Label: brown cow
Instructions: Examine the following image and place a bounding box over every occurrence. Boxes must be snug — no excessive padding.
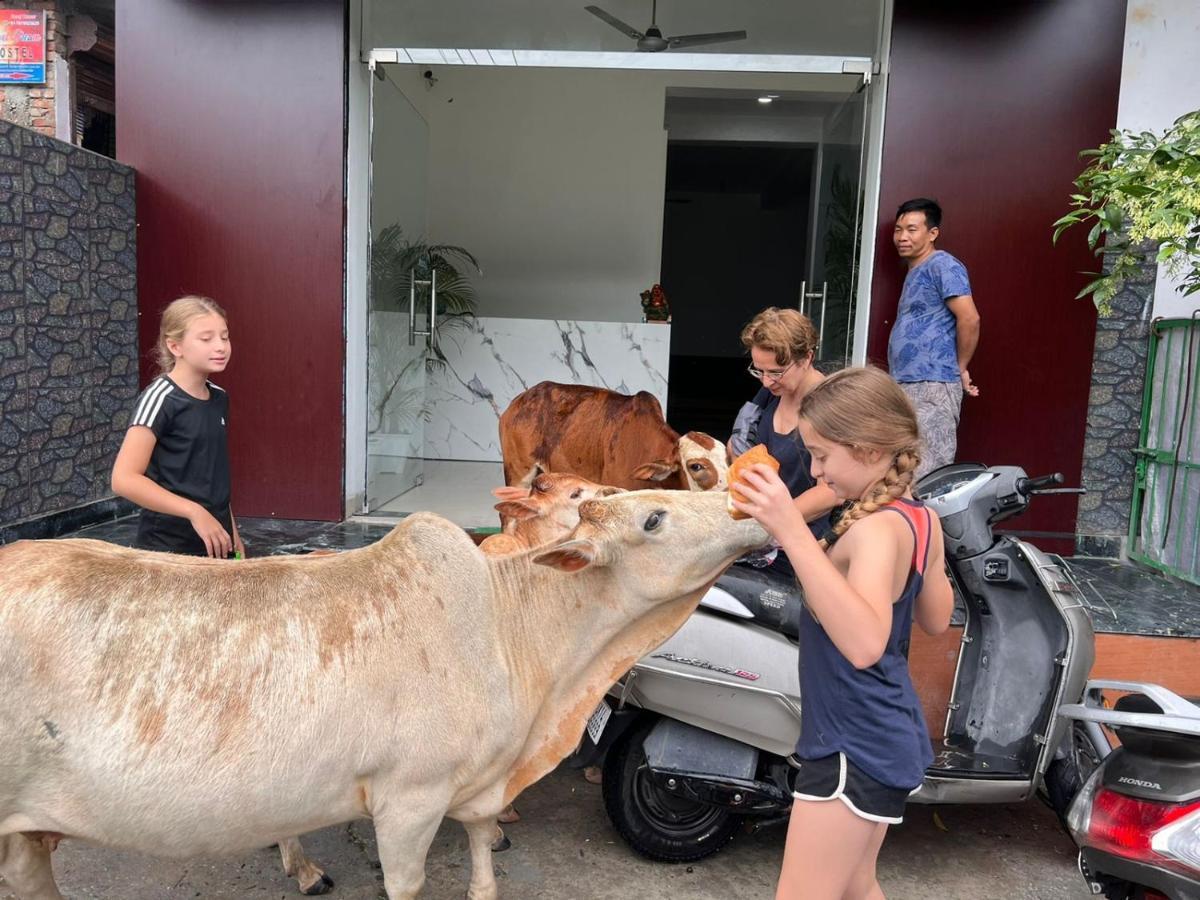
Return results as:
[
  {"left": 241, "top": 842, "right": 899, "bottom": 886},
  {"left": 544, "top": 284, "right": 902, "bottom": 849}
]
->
[{"left": 499, "top": 382, "right": 729, "bottom": 493}]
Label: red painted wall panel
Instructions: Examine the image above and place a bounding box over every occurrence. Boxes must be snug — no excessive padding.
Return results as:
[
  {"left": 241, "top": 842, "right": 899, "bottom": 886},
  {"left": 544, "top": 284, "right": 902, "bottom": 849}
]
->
[
  {"left": 868, "top": 2, "right": 1127, "bottom": 547},
  {"left": 116, "top": 0, "right": 346, "bottom": 521}
]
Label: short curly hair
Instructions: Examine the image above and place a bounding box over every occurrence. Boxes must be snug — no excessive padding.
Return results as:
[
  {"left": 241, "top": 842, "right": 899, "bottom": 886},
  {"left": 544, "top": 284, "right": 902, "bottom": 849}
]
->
[{"left": 739, "top": 307, "right": 819, "bottom": 366}]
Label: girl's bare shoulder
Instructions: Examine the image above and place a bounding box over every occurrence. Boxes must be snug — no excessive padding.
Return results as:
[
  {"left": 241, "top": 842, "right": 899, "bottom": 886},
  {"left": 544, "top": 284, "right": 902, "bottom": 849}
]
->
[{"left": 833, "top": 505, "right": 916, "bottom": 560}]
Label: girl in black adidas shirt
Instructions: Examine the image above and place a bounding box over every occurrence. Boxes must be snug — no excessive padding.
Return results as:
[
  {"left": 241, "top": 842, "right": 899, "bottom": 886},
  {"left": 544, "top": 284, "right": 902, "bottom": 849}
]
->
[{"left": 112, "top": 295, "right": 243, "bottom": 558}]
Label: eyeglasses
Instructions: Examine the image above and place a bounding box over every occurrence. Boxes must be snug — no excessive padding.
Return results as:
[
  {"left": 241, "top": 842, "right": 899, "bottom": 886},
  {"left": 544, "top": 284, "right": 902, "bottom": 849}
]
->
[{"left": 747, "top": 362, "right": 794, "bottom": 382}]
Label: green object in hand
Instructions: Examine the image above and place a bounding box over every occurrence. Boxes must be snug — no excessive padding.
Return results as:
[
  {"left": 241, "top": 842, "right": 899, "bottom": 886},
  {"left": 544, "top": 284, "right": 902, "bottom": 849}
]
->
[{"left": 233, "top": 550, "right": 244, "bottom": 560}]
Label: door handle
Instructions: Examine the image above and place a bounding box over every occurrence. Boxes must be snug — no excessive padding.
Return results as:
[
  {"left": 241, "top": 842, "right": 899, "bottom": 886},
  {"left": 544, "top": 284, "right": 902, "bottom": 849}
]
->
[
  {"left": 798, "top": 281, "right": 828, "bottom": 355},
  {"left": 409, "top": 267, "right": 433, "bottom": 346},
  {"left": 429, "top": 267, "right": 438, "bottom": 352}
]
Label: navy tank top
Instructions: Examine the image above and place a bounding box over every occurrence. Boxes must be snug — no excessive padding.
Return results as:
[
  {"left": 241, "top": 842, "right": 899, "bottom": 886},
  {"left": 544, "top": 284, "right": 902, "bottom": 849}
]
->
[
  {"left": 755, "top": 391, "right": 832, "bottom": 577},
  {"left": 795, "top": 498, "right": 935, "bottom": 790}
]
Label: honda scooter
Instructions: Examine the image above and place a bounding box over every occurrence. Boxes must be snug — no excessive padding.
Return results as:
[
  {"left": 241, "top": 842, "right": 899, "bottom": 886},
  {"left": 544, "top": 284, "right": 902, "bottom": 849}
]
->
[
  {"left": 1060, "top": 682, "right": 1200, "bottom": 900},
  {"left": 572, "top": 463, "right": 1101, "bottom": 861}
]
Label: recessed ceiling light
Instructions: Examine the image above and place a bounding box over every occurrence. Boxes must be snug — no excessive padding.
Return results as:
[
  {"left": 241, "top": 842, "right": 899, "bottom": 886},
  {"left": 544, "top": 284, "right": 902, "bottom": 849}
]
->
[{"left": 757, "top": 95, "right": 773, "bottom": 104}]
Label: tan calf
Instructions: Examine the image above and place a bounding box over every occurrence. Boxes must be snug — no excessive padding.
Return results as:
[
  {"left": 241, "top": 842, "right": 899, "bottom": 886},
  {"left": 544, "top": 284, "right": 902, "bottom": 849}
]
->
[{"left": 483, "top": 472, "right": 622, "bottom": 553}]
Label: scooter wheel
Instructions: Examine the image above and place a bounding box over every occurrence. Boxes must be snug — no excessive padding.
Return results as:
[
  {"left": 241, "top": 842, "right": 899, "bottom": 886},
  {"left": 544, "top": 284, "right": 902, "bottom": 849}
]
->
[
  {"left": 602, "top": 716, "right": 743, "bottom": 863},
  {"left": 1042, "top": 721, "right": 1105, "bottom": 833}
]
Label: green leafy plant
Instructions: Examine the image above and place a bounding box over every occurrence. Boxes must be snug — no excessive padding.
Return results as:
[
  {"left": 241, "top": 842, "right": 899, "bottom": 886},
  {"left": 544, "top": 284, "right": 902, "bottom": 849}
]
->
[
  {"left": 1053, "top": 110, "right": 1200, "bottom": 314},
  {"left": 369, "top": 225, "right": 482, "bottom": 435},
  {"left": 371, "top": 223, "right": 482, "bottom": 320}
]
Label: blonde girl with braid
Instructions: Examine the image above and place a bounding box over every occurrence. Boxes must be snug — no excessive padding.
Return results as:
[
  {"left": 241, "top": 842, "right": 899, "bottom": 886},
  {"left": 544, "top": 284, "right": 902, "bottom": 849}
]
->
[{"left": 731, "top": 366, "right": 954, "bottom": 900}]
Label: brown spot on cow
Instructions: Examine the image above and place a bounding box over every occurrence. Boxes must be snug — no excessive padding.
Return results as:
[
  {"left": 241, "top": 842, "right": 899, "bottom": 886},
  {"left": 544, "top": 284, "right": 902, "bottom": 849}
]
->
[{"left": 135, "top": 705, "right": 167, "bottom": 746}]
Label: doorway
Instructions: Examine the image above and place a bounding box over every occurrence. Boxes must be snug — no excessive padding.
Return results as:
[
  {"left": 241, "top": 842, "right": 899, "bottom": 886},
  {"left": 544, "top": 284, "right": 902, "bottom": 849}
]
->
[{"left": 660, "top": 89, "right": 867, "bottom": 441}]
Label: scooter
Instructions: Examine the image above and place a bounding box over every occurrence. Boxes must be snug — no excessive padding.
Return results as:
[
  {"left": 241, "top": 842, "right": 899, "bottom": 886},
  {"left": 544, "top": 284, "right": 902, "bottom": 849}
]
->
[
  {"left": 1060, "top": 682, "right": 1200, "bottom": 900},
  {"left": 570, "top": 462, "right": 1102, "bottom": 861}
]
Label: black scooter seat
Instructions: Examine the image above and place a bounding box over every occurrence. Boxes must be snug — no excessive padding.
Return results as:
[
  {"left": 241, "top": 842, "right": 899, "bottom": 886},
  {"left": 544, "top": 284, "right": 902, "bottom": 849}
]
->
[
  {"left": 1114, "top": 693, "right": 1200, "bottom": 714},
  {"left": 711, "top": 562, "right": 805, "bottom": 640}
]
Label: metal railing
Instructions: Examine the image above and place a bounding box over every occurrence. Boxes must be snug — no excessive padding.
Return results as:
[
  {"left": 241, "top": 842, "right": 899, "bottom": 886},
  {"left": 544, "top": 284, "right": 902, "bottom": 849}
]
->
[{"left": 1129, "top": 314, "right": 1200, "bottom": 584}]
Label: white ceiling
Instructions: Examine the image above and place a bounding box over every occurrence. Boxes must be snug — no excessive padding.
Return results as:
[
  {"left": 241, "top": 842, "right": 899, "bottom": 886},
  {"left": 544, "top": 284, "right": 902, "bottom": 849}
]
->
[{"left": 365, "top": 0, "right": 883, "bottom": 59}]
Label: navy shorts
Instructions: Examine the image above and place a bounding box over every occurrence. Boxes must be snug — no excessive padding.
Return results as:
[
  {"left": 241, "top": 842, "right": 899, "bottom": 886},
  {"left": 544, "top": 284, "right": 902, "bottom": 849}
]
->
[{"left": 791, "top": 752, "right": 914, "bottom": 824}]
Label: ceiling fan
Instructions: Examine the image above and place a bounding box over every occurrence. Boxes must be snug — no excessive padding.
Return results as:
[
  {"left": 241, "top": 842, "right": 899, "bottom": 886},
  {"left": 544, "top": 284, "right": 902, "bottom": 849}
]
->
[{"left": 584, "top": 1, "right": 748, "bottom": 53}]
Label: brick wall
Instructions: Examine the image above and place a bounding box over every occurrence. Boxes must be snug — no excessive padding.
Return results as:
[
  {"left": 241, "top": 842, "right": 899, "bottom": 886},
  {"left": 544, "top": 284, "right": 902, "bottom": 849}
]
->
[{"left": 0, "top": 1, "right": 66, "bottom": 137}]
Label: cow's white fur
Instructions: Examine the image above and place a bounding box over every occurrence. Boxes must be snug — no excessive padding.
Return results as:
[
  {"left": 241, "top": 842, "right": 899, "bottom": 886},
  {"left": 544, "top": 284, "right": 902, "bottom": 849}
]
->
[{"left": 0, "top": 491, "right": 766, "bottom": 899}]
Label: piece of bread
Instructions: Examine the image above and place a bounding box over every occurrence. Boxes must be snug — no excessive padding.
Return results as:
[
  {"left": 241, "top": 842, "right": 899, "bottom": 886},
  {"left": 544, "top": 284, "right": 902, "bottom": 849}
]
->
[{"left": 727, "top": 444, "right": 781, "bottom": 519}]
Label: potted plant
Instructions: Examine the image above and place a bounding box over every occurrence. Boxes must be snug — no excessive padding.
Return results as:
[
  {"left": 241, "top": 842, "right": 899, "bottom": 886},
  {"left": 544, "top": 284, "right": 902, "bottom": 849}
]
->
[
  {"left": 1053, "top": 110, "right": 1200, "bottom": 314},
  {"left": 368, "top": 225, "right": 482, "bottom": 438}
]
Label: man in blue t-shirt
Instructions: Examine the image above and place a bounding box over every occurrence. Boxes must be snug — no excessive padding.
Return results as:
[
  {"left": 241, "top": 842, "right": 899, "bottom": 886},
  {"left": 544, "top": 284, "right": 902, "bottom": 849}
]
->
[{"left": 887, "top": 198, "right": 981, "bottom": 479}]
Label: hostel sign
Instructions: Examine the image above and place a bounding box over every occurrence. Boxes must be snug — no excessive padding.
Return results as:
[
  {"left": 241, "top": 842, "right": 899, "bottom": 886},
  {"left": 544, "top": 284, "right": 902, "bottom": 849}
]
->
[{"left": 0, "top": 10, "right": 47, "bottom": 84}]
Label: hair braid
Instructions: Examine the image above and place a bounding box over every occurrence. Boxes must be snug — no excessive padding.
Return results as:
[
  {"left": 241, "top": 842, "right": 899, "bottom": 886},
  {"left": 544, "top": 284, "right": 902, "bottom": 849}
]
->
[{"left": 820, "top": 450, "right": 920, "bottom": 548}]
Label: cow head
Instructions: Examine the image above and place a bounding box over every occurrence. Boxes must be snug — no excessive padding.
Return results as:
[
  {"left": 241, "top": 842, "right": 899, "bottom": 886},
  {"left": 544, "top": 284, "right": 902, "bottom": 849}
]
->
[
  {"left": 532, "top": 491, "right": 768, "bottom": 601},
  {"left": 627, "top": 431, "right": 729, "bottom": 492},
  {"left": 678, "top": 431, "right": 729, "bottom": 491},
  {"left": 494, "top": 473, "right": 624, "bottom": 544}
]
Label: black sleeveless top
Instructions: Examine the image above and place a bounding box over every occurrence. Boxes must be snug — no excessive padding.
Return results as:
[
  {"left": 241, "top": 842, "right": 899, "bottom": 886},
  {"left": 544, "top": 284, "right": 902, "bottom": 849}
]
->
[
  {"left": 796, "top": 499, "right": 935, "bottom": 790},
  {"left": 751, "top": 388, "right": 832, "bottom": 574}
]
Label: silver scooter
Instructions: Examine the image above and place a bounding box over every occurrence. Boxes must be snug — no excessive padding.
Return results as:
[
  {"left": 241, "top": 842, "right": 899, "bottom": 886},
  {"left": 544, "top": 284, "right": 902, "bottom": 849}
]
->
[{"left": 571, "top": 463, "right": 1101, "bottom": 861}]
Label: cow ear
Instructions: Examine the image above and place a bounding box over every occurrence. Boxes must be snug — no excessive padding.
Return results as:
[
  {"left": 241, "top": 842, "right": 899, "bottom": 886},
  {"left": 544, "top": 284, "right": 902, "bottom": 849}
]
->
[
  {"left": 495, "top": 499, "right": 541, "bottom": 520},
  {"left": 492, "top": 485, "right": 529, "bottom": 500},
  {"left": 630, "top": 459, "right": 679, "bottom": 482},
  {"left": 597, "top": 486, "right": 626, "bottom": 497},
  {"left": 533, "top": 539, "right": 598, "bottom": 572}
]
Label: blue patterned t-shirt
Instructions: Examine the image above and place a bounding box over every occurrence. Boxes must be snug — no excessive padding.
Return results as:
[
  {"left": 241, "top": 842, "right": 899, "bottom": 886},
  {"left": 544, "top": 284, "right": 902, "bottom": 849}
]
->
[{"left": 887, "top": 250, "right": 972, "bottom": 383}]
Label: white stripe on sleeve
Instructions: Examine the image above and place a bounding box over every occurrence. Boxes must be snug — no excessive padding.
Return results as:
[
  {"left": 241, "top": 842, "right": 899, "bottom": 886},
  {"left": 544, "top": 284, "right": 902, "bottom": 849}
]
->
[{"left": 131, "top": 378, "right": 173, "bottom": 429}]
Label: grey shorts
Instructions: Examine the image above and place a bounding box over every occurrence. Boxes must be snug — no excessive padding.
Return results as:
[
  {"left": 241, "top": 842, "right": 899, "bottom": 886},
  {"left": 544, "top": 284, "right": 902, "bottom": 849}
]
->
[{"left": 899, "top": 380, "right": 963, "bottom": 480}]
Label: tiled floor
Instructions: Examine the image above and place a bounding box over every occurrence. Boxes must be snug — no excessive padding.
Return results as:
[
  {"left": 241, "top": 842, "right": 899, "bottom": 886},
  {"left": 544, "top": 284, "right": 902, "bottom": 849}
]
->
[
  {"left": 370, "top": 459, "right": 506, "bottom": 529},
  {"left": 1065, "top": 556, "right": 1200, "bottom": 637}
]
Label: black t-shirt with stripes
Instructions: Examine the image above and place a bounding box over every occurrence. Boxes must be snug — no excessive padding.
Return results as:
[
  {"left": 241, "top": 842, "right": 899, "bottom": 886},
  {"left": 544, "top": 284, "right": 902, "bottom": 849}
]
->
[{"left": 128, "top": 374, "right": 232, "bottom": 554}]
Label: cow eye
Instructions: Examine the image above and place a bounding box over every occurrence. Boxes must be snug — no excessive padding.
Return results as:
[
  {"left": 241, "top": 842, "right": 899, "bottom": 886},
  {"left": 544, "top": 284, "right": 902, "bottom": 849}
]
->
[
  {"left": 688, "top": 462, "right": 703, "bottom": 471},
  {"left": 644, "top": 510, "right": 666, "bottom": 532},
  {"left": 570, "top": 489, "right": 583, "bottom": 499}
]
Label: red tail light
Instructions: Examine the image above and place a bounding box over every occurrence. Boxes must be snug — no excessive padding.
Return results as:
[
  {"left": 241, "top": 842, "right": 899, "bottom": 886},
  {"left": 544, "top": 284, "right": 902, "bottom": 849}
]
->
[{"left": 1088, "top": 787, "right": 1200, "bottom": 871}]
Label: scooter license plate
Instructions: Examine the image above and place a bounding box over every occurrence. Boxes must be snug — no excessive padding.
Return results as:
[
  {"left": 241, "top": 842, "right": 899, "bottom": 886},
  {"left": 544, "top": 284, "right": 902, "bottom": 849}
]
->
[{"left": 586, "top": 699, "right": 612, "bottom": 745}]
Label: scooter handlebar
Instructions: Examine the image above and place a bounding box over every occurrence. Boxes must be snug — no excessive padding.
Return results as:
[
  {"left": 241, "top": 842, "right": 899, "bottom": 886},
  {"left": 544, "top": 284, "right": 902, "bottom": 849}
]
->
[{"left": 1016, "top": 472, "right": 1064, "bottom": 495}]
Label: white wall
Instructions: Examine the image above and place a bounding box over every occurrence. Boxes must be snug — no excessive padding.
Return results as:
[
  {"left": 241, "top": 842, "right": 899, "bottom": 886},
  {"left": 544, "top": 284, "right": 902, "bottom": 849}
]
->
[
  {"left": 371, "top": 67, "right": 430, "bottom": 241},
  {"left": 425, "top": 66, "right": 668, "bottom": 322},
  {"left": 382, "top": 66, "right": 857, "bottom": 322},
  {"left": 1117, "top": 0, "right": 1200, "bottom": 319}
]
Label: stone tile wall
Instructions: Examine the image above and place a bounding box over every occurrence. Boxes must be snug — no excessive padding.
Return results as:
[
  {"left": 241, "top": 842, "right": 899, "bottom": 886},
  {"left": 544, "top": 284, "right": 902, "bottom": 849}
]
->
[
  {"left": 0, "top": 119, "right": 136, "bottom": 526},
  {"left": 1075, "top": 244, "right": 1157, "bottom": 557}
]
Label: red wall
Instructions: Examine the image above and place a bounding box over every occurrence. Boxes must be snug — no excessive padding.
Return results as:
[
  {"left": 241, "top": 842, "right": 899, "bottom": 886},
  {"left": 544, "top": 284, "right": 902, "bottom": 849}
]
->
[
  {"left": 116, "top": 0, "right": 346, "bottom": 520},
  {"left": 868, "top": 1, "right": 1127, "bottom": 548}
]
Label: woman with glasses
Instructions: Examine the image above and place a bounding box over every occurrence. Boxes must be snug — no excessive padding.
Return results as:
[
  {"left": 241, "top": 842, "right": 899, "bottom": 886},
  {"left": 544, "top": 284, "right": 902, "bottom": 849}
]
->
[{"left": 732, "top": 307, "right": 840, "bottom": 574}]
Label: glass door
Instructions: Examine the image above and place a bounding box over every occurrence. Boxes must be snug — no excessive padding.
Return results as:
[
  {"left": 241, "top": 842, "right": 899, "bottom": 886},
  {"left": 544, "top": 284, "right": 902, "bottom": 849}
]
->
[
  {"left": 804, "top": 87, "right": 867, "bottom": 368},
  {"left": 366, "top": 66, "right": 434, "bottom": 511}
]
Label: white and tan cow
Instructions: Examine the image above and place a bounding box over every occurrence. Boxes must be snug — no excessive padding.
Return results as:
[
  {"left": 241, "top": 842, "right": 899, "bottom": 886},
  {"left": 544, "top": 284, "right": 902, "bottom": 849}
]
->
[
  {"left": 0, "top": 490, "right": 766, "bottom": 900},
  {"left": 499, "top": 382, "right": 729, "bottom": 493}
]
